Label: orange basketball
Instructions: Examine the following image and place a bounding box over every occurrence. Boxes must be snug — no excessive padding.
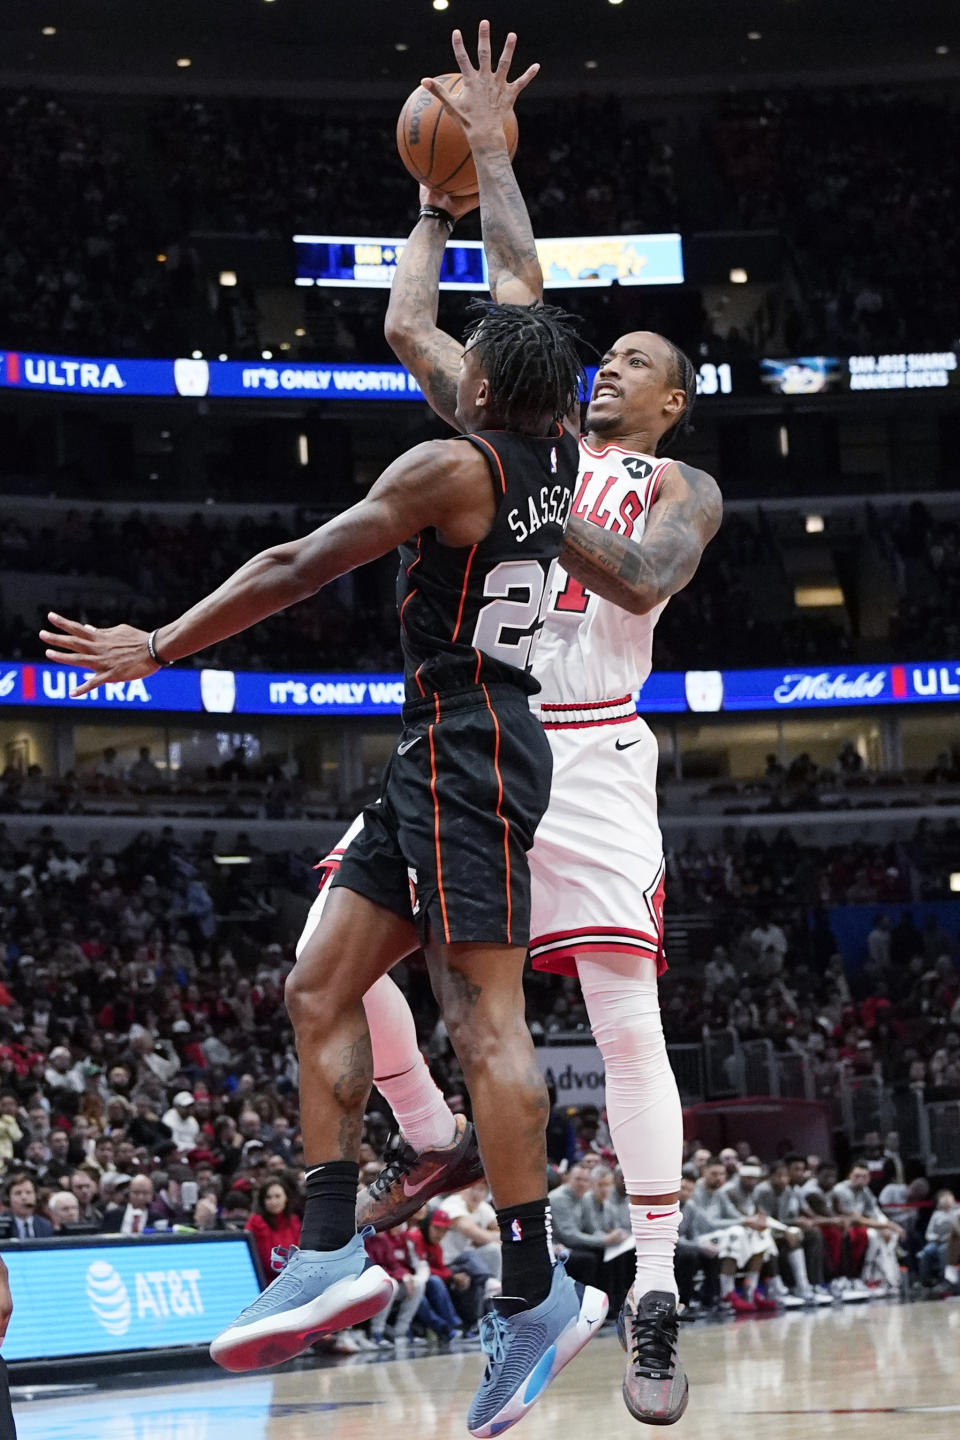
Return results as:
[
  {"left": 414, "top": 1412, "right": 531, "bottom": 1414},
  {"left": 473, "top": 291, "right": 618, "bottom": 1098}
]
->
[{"left": 396, "top": 74, "right": 519, "bottom": 197}]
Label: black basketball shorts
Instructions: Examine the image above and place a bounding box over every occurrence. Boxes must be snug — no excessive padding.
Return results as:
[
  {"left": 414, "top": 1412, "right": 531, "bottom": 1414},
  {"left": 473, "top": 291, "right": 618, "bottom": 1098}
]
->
[{"left": 332, "top": 684, "right": 552, "bottom": 948}]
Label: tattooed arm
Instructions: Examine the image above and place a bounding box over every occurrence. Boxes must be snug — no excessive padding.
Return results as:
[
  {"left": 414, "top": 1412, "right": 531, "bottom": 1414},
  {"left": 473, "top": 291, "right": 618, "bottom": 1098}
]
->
[
  {"left": 560, "top": 462, "right": 723, "bottom": 615},
  {"left": 384, "top": 208, "right": 469, "bottom": 430}
]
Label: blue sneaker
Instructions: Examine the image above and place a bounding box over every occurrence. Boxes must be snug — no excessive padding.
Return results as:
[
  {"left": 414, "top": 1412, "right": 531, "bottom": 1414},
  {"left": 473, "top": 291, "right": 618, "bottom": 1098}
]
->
[
  {"left": 209, "top": 1230, "right": 395, "bottom": 1372},
  {"left": 466, "top": 1261, "right": 607, "bottom": 1437}
]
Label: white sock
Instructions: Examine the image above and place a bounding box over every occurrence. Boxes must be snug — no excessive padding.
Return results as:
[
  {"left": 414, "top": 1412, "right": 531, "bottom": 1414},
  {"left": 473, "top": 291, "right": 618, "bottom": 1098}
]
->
[
  {"left": 720, "top": 1272, "right": 735, "bottom": 1298},
  {"left": 945, "top": 1264, "right": 958, "bottom": 1285},
  {"left": 744, "top": 1271, "right": 759, "bottom": 1299},
  {"left": 792, "top": 1248, "right": 810, "bottom": 1292},
  {"left": 630, "top": 1202, "right": 680, "bottom": 1301}
]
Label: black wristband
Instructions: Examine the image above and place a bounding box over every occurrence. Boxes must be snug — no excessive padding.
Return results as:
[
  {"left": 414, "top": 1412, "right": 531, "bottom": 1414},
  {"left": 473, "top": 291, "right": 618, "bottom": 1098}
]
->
[
  {"left": 418, "top": 204, "right": 455, "bottom": 235},
  {"left": 146, "top": 629, "right": 173, "bottom": 666}
]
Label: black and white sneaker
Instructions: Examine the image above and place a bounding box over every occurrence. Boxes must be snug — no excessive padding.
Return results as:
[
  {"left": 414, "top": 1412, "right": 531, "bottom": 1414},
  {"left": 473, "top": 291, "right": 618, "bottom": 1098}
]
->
[{"left": 618, "top": 1291, "right": 690, "bottom": 1426}]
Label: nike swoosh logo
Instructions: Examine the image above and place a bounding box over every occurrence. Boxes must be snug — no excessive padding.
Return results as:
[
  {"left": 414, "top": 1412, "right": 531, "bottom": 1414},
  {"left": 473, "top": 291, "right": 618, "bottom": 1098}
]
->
[
  {"left": 397, "top": 737, "right": 422, "bottom": 755},
  {"left": 402, "top": 1172, "right": 439, "bottom": 1198},
  {"left": 615, "top": 737, "right": 644, "bottom": 751},
  {"left": 646, "top": 1210, "right": 675, "bottom": 1220}
]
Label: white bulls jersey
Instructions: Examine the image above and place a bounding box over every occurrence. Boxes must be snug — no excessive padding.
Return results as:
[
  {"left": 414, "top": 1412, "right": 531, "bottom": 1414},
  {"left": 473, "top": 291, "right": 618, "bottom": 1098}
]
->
[
  {"left": 531, "top": 437, "right": 672, "bottom": 713},
  {"left": 298, "top": 434, "right": 675, "bottom": 984}
]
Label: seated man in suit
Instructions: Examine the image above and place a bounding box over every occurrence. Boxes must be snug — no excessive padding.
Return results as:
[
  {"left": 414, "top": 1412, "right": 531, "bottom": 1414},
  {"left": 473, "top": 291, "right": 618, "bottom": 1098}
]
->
[
  {"left": 2, "top": 1174, "right": 53, "bottom": 1239},
  {"left": 101, "top": 1175, "right": 160, "bottom": 1234}
]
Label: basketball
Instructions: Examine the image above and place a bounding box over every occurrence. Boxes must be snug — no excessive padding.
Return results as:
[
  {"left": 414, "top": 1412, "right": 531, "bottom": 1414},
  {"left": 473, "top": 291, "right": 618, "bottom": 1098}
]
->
[{"left": 396, "top": 74, "right": 519, "bottom": 197}]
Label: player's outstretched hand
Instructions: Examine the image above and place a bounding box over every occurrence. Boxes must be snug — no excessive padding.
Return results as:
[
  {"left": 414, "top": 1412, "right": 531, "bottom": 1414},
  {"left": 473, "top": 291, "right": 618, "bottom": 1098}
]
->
[
  {"left": 40, "top": 612, "right": 159, "bottom": 697},
  {"left": 419, "top": 183, "right": 479, "bottom": 220},
  {"left": 421, "top": 18, "right": 538, "bottom": 143}
]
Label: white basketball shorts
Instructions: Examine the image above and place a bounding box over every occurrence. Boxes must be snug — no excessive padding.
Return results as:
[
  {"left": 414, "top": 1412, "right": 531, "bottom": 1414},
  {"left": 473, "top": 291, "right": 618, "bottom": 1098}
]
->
[
  {"left": 528, "top": 705, "right": 666, "bottom": 979},
  {"left": 299, "top": 709, "right": 666, "bottom": 979}
]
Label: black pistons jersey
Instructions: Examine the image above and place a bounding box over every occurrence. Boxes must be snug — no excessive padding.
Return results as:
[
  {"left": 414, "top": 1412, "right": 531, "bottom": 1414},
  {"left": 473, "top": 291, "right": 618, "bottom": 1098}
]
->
[{"left": 398, "top": 424, "right": 579, "bottom": 702}]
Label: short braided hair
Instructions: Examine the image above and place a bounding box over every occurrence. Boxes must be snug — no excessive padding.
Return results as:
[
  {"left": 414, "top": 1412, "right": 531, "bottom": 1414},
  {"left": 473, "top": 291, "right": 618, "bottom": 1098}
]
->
[
  {"left": 656, "top": 335, "right": 697, "bottom": 455},
  {"left": 462, "top": 300, "right": 586, "bottom": 429}
]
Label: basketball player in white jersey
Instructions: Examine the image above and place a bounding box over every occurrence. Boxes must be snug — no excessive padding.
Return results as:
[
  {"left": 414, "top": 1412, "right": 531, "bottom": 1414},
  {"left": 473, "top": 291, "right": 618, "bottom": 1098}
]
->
[{"left": 299, "top": 24, "right": 721, "bottom": 1427}]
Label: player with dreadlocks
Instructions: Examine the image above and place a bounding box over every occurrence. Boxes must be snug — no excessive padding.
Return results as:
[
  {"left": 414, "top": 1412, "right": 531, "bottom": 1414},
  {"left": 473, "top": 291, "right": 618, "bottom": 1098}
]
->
[
  {"left": 287, "top": 23, "right": 724, "bottom": 1437},
  {"left": 41, "top": 221, "right": 619, "bottom": 1415}
]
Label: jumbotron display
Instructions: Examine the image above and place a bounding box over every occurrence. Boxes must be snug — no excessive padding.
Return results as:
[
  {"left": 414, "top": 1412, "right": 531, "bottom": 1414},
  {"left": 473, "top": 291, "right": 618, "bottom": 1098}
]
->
[{"left": 293, "top": 232, "right": 686, "bottom": 289}]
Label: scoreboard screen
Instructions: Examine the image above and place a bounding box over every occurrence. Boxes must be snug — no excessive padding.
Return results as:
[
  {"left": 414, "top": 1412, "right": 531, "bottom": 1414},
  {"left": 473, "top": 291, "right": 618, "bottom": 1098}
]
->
[{"left": 294, "top": 233, "right": 684, "bottom": 290}]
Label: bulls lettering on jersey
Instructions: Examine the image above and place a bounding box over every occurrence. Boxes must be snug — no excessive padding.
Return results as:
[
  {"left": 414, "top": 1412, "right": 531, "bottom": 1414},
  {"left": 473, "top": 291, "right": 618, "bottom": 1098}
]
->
[
  {"left": 398, "top": 425, "right": 579, "bottom": 702},
  {"left": 532, "top": 438, "right": 672, "bottom": 708}
]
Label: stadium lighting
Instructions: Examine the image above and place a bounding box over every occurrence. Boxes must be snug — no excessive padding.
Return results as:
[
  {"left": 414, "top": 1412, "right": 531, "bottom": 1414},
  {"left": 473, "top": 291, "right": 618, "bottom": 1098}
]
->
[
  {"left": 432, "top": 0, "right": 449, "bottom": 11},
  {"left": 191, "top": 350, "right": 203, "bottom": 360},
  {"left": 156, "top": 254, "right": 167, "bottom": 264},
  {"left": 778, "top": 425, "right": 790, "bottom": 458},
  {"left": 294, "top": 327, "right": 306, "bottom": 337},
  {"left": 218, "top": 354, "right": 228, "bottom": 361},
  {"left": 213, "top": 856, "right": 252, "bottom": 865},
  {"left": 608, "top": 0, "right": 624, "bottom": 5},
  {"left": 584, "top": 59, "right": 599, "bottom": 69},
  {"left": 219, "top": 270, "right": 238, "bottom": 288},
  {"left": 805, "top": 514, "right": 825, "bottom": 534},
  {"left": 261, "top": 350, "right": 273, "bottom": 360},
  {"left": 395, "top": 42, "right": 409, "bottom": 51},
  {"left": 41, "top": 26, "right": 56, "bottom": 36},
  {"left": 747, "top": 30, "right": 762, "bottom": 40},
  {"left": 951, "top": 873, "right": 960, "bottom": 892},
  {"left": 729, "top": 267, "right": 748, "bottom": 284},
  {"left": 936, "top": 45, "right": 950, "bottom": 55},
  {"left": 298, "top": 434, "right": 310, "bottom": 467},
  {"left": 176, "top": 57, "right": 192, "bottom": 69},
  {"left": 795, "top": 584, "right": 844, "bottom": 608}
]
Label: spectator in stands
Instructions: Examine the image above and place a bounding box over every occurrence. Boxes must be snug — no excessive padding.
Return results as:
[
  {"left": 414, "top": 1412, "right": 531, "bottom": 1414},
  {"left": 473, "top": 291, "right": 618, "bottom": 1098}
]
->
[
  {"left": 365, "top": 1224, "right": 429, "bottom": 1347},
  {"left": 102, "top": 1174, "right": 157, "bottom": 1235},
  {"left": 162, "top": 1091, "right": 200, "bottom": 1155},
  {"left": 918, "top": 1189, "right": 960, "bottom": 1290},
  {"left": 754, "top": 1157, "right": 829, "bottom": 1303},
  {"left": 867, "top": 915, "right": 892, "bottom": 971},
  {"left": 549, "top": 1164, "right": 615, "bottom": 1290},
  {"left": 580, "top": 1165, "right": 632, "bottom": 1313},
  {"left": 676, "top": 1174, "right": 721, "bottom": 1312},
  {"left": 407, "top": 1211, "right": 465, "bottom": 1340},
  {"left": 693, "top": 1157, "right": 779, "bottom": 1313},
  {"left": 46, "top": 1190, "right": 82, "bottom": 1232},
  {"left": 128, "top": 747, "right": 161, "bottom": 792},
  {"left": 4, "top": 1174, "right": 52, "bottom": 1239},
  {"left": 438, "top": 1178, "right": 501, "bottom": 1283},
  {"left": 244, "top": 1176, "right": 301, "bottom": 1278},
  {"left": 831, "top": 1160, "right": 905, "bottom": 1292},
  {"left": 70, "top": 1167, "right": 103, "bottom": 1227}
]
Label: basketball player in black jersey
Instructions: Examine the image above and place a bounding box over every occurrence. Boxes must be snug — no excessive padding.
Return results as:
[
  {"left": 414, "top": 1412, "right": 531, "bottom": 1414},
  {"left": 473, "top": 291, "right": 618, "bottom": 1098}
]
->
[{"left": 41, "top": 300, "right": 617, "bottom": 1432}]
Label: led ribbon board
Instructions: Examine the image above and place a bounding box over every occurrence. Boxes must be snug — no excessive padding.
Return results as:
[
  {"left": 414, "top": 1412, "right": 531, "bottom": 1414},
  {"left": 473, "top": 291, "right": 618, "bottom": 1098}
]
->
[{"left": 1, "top": 660, "right": 957, "bottom": 716}]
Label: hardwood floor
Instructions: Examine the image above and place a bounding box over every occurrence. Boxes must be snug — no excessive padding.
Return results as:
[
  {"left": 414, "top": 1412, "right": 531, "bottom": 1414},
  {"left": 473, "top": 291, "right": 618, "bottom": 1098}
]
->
[{"left": 14, "top": 1299, "right": 960, "bottom": 1440}]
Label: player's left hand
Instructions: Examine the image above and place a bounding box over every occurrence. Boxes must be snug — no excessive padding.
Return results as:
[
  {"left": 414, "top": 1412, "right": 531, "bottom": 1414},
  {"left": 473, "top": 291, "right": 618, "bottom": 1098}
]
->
[
  {"left": 419, "top": 183, "right": 479, "bottom": 219},
  {"left": 40, "top": 612, "right": 159, "bottom": 697},
  {"left": 421, "top": 19, "right": 539, "bottom": 142}
]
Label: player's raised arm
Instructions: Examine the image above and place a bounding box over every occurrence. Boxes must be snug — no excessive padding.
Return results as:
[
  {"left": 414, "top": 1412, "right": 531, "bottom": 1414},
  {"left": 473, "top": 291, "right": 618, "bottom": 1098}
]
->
[
  {"left": 560, "top": 461, "right": 723, "bottom": 615},
  {"left": 40, "top": 442, "right": 495, "bottom": 696},
  {"left": 384, "top": 192, "right": 476, "bottom": 430},
  {"left": 423, "top": 21, "right": 543, "bottom": 307}
]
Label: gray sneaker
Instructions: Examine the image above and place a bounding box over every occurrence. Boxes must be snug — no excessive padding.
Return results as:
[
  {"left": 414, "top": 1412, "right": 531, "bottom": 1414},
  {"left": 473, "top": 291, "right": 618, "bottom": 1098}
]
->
[
  {"left": 209, "top": 1230, "right": 395, "bottom": 1372},
  {"left": 618, "top": 1291, "right": 689, "bottom": 1425}
]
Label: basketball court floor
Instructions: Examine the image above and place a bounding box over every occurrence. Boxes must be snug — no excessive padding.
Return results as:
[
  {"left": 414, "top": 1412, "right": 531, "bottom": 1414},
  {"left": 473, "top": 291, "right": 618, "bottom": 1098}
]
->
[{"left": 14, "top": 1301, "right": 960, "bottom": 1440}]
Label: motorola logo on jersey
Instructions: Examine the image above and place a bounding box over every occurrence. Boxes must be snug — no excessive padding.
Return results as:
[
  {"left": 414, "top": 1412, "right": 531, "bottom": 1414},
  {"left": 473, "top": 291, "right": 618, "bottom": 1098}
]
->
[{"left": 684, "top": 671, "right": 724, "bottom": 712}]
